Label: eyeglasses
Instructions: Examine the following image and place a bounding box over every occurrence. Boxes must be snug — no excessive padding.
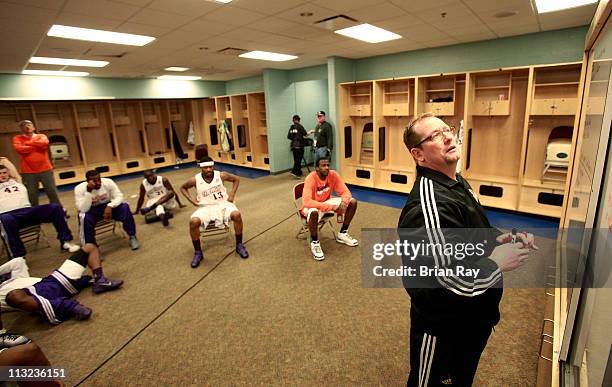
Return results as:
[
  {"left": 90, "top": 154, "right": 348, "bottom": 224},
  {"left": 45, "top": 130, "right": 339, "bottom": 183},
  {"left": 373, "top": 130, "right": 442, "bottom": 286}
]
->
[{"left": 413, "top": 126, "right": 456, "bottom": 148}]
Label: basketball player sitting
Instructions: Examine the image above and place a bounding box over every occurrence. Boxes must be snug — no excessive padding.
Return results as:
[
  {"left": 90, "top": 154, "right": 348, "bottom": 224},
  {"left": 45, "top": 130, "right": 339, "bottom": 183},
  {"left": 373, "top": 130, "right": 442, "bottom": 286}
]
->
[
  {"left": 1, "top": 243, "right": 123, "bottom": 324},
  {"left": 133, "top": 170, "right": 186, "bottom": 226},
  {"left": 301, "top": 157, "right": 359, "bottom": 261},
  {"left": 180, "top": 156, "right": 249, "bottom": 268},
  {"left": 0, "top": 164, "right": 80, "bottom": 260}
]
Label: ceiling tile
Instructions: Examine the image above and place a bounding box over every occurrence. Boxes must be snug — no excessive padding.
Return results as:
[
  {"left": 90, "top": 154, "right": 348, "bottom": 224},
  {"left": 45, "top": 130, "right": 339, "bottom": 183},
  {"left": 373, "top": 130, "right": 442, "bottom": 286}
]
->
[
  {"left": 310, "top": 0, "right": 386, "bottom": 13},
  {"left": 232, "top": 0, "right": 306, "bottom": 15},
  {"left": 116, "top": 22, "right": 172, "bottom": 37},
  {"left": 63, "top": 0, "right": 141, "bottom": 21},
  {"left": 420, "top": 36, "right": 461, "bottom": 48},
  {"left": 54, "top": 13, "right": 124, "bottom": 30},
  {"left": 539, "top": 5, "right": 596, "bottom": 31},
  {"left": 462, "top": 0, "right": 528, "bottom": 13},
  {"left": 181, "top": 18, "right": 242, "bottom": 35},
  {"left": 276, "top": 3, "right": 339, "bottom": 26},
  {"left": 346, "top": 2, "right": 408, "bottom": 24},
  {"left": 36, "top": 37, "right": 95, "bottom": 57},
  {"left": 453, "top": 30, "right": 498, "bottom": 43},
  {"left": 0, "top": 1, "right": 59, "bottom": 23},
  {"left": 2, "top": 0, "right": 65, "bottom": 10},
  {"left": 147, "top": 0, "right": 220, "bottom": 17},
  {"left": 245, "top": 16, "right": 296, "bottom": 33},
  {"left": 128, "top": 8, "right": 195, "bottom": 29},
  {"left": 492, "top": 23, "right": 539, "bottom": 37},
  {"left": 203, "top": 5, "right": 267, "bottom": 25},
  {"left": 389, "top": 0, "right": 461, "bottom": 13}
]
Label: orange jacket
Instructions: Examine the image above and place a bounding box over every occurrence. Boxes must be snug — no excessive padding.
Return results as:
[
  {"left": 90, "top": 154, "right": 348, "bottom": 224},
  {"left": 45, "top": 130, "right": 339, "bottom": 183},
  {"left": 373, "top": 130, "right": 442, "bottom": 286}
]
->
[
  {"left": 12, "top": 134, "right": 53, "bottom": 174},
  {"left": 301, "top": 170, "right": 351, "bottom": 212}
]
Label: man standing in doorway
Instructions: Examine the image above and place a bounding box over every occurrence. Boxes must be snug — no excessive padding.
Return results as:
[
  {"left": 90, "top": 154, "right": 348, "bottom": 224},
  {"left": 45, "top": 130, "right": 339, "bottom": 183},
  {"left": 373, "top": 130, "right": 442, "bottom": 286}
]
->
[{"left": 314, "top": 111, "right": 333, "bottom": 163}]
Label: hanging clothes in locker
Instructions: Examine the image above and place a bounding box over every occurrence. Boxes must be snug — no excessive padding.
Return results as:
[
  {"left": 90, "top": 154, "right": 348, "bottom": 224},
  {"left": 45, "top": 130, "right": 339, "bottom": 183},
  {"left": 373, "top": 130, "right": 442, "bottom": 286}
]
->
[
  {"left": 171, "top": 122, "right": 188, "bottom": 161},
  {"left": 218, "top": 119, "right": 232, "bottom": 152},
  {"left": 187, "top": 121, "right": 195, "bottom": 145}
]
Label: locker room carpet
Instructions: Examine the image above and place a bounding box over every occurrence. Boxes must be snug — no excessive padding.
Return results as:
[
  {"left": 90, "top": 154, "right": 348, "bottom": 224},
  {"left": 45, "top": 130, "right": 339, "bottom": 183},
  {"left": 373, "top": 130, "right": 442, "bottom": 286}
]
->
[{"left": 3, "top": 167, "right": 546, "bottom": 386}]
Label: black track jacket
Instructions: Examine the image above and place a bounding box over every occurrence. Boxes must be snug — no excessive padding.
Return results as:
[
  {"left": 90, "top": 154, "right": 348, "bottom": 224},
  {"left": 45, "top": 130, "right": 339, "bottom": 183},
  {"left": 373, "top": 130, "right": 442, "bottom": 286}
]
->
[{"left": 398, "top": 166, "right": 504, "bottom": 334}]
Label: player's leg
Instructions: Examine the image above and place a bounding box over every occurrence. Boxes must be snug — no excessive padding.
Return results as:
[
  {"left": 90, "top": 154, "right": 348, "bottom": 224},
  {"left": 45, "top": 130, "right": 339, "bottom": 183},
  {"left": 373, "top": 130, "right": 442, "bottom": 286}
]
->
[
  {"left": 0, "top": 212, "right": 27, "bottom": 258},
  {"left": 111, "top": 202, "right": 139, "bottom": 250},
  {"left": 58, "top": 244, "right": 122, "bottom": 294},
  {"left": 189, "top": 209, "right": 205, "bottom": 268},
  {"left": 229, "top": 209, "right": 248, "bottom": 259},
  {"left": 32, "top": 204, "right": 79, "bottom": 252},
  {"left": 304, "top": 208, "right": 324, "bottom": 261}
]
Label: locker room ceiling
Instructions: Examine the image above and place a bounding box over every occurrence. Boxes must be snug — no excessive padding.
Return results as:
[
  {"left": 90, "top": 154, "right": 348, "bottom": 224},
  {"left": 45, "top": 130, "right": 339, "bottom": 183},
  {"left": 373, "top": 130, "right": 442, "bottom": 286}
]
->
[{"left": 0, "top": 0, "right": 598, "bottom": 81}]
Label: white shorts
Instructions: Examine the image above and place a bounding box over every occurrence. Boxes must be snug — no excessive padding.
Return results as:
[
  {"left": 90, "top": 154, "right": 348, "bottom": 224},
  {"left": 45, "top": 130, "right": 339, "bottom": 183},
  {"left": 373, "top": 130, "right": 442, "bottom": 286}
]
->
[
  {"left": 301, "top": 197, "right": 342, "bottom": 222},
  {"left": 191, "top": 202, "right": 239, "bottom": 228},
  {"left": 146, "top": 198, "right": 177, "bottom": 216}
]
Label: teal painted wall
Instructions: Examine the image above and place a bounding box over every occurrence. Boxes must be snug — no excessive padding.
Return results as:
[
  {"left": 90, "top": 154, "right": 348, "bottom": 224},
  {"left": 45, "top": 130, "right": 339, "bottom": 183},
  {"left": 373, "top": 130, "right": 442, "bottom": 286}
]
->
[
  {"left": 294, "top": 79, "right": 329, "bottom": 165},
  {"left": 225, "top": 75, "right": 264, "bottom": 95},
  {"left": 288, "top": 64, "right": 328, "bottom": 83},
  {"left": 0, "top": 74, "right": 225, "bottom": 100},
  {"left": 263, "top": 69, "right": 295, "bottom": 172},
  {"left": 263, "top": 69, "right": 329, "bottom": 173},
  {"left": 354, "top": 26, "right": 588, "bottom": 81}
]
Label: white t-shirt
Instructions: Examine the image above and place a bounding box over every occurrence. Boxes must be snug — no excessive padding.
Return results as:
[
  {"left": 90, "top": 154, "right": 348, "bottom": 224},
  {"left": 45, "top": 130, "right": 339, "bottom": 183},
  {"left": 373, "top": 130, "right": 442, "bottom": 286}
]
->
[
  {"left": 0, "top": 179, "right": 31, "bottom": 214},
  {"left": 195, "top": 171, "right": 228, "bottom": 206},
  {"left": 74, "top": 177, "right": 124, "bottom": 213}
]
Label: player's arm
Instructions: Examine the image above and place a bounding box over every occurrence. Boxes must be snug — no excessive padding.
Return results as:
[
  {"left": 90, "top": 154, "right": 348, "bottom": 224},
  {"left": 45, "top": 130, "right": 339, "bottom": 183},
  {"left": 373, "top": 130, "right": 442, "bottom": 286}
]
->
[
  {"left": 180, "top": 177, "right": 198, "bottom": 206},
  {"left": 150, "top": 177, "right": 176, "bottom": 207},
  {"left": 0, "top": 157, "right": 21, "bottom": 183},
  {"left": 133, "top": 184, "right": 146, "bottom": 215},
  {"left": 163, "top": 177, "right": 186, "bottom": 207},
  {"left": 220, "top": 172, "right": 239, "bottom": 202}
]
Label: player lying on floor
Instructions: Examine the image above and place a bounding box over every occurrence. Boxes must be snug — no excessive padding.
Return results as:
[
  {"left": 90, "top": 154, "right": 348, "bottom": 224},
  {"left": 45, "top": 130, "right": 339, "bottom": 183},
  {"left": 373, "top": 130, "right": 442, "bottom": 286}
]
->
[{"left": 0, "top": 243, "right": 123, "bottom": 324}]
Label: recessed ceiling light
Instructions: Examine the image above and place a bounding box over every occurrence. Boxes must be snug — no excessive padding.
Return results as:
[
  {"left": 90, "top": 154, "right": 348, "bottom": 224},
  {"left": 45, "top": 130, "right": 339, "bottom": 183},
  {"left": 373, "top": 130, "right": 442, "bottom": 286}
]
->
[
  {"left": 29, "top": 56, "right": 109, "bottom": 67},
  {"left": 22, "top": 70, "right": 89, "bottom": 77},
  {"left": 215, "top": 0, "right": 232, "bottom": 3},
  {"left": 534, "top": 0, "right": 598, "bottom": 13},
  {"left": 239, "top": 51, "right": 297, "bottom": 61},
  {"left": 164, "top": 67, "right": 190, "bottom": 72},
  {"left": 334, "top": 23, "right": 401, "bottom": 43},
  {"left": 157, "top": 75, "right": 202, "bottom": 80},
  {"left": 48, "top": 25, "right": 155, "bottom": 46}
]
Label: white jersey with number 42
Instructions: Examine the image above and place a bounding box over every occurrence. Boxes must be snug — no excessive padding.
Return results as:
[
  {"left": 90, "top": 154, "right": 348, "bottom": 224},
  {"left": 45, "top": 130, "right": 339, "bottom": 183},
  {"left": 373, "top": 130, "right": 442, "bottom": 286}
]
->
[{"left": 195, "top": 171, "right": 228, "bottom": 206}]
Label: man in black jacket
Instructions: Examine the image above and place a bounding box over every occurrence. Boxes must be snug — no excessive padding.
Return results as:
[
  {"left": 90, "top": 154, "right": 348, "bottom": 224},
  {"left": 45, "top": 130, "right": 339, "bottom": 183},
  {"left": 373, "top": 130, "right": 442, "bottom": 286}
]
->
[
  {"left": 287, "top": 115, "right": 308, "bottom": 178},
  {"left": 398, "top": 113, "right": 536, "bottom": 386}
]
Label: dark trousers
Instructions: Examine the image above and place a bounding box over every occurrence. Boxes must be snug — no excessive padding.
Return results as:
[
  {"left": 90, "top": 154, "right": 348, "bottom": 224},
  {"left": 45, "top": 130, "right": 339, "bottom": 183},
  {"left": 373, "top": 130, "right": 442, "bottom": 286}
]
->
[
  {"left": 291, "top": 147, "right": 304, "bottom": 176},
  {"left": 79, "top": 203, "right": 136, "bottom": 245},
  {"left": 22, "top": 170, "right": 62, "bottom": 207},
  {"left": 407, "top": 318, "right": 492, "bottom": 387},
  {"left": 0, "top": 203, "right": 73, "bottom": 258}
]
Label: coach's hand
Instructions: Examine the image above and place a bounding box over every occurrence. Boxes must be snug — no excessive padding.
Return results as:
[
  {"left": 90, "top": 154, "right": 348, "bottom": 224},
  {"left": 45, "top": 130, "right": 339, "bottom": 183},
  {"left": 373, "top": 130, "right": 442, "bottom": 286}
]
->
[
  {"left": 490, "top": 242, "right": 529, "bottom": 272},
  {"left": 496, "top": 231, "right": 538, "bottom": 250}
]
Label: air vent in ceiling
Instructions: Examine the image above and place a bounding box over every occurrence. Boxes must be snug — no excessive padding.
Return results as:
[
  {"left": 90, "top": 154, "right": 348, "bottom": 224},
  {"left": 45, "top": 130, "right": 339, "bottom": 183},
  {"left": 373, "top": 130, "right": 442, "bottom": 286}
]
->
[
  {"left": 84, "top": 48, "right": 128, "bottom": 58},
  {"left": 313, "top": 14, "right": 358, "bottom": 31},
  {"left": 216, "top": 47, "right": 248, "bottom": 56}
]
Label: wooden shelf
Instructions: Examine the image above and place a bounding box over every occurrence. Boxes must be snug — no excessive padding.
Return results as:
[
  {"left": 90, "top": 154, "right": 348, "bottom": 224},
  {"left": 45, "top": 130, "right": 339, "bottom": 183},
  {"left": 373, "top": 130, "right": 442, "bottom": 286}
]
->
[
  {"left": 464, "top": 173, "right": 518, "bottom": 185},
  {"left": 534, "top": 82, "right": 579, "bottom": 87},
  {"left": 426, "top": 88, "right": 454, "bottom": 93},
  {"left": 521, "top": 178, "right": 565, "bottom": 191},
  {"left": 379, "top": 164, "right": 414, "bottom": 173},
  {"left": 474, "top": 85, "right": 511, "bottom": 90},
  {"left": 350, "top": 94, "right": 371, "bottom": 97},
  {"left": 384, "top": 91, "right": 409, "bottom": 95}
]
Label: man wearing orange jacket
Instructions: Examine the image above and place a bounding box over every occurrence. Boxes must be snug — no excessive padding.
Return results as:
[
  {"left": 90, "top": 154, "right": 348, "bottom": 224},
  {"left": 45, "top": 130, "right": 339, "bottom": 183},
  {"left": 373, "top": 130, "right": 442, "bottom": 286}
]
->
[
  {"left": 300, "top": 157, "right": 359, "bottom": 261},
  {"left": 12, "top": 120, "right": 63, "bottom": 209}
]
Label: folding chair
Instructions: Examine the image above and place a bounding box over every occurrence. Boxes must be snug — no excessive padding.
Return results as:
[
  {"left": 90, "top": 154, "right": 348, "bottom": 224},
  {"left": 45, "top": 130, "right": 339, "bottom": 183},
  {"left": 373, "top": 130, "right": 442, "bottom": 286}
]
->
[
  {"left": 1, "top": 224, "right": 49, "bottom": 260},
  {"left": 292, "top": 182, "right": 336, "bottom": 244},
  {"left": 77, "top": 213, "right": 124, "bottom": 245},
  {"left": 200, "top": 222, "right": 231, "bottom": 241}
]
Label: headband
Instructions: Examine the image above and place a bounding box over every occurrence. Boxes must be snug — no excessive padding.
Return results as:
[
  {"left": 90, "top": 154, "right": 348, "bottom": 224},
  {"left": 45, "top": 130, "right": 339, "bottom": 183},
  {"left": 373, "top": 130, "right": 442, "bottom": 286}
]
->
[{"left": 199, "top": 161, "right": 214, "bottom": 167}]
